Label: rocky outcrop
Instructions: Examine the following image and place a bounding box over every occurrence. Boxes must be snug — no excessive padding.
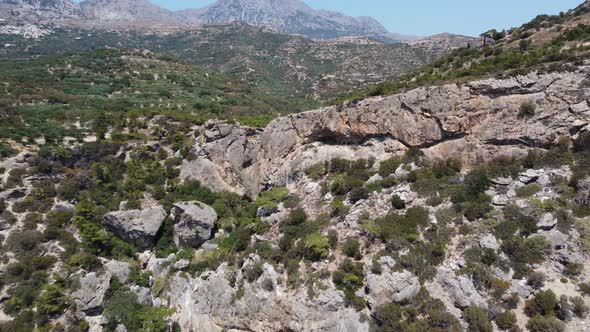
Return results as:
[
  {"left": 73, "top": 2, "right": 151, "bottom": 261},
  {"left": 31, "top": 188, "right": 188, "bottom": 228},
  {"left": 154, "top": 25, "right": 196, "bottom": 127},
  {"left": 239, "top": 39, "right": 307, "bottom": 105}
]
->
[
  {"left": 182, "top": 69, "right": 590, "bottom": 198},
  {"left": 365, "top": 256, "right": 420, "bottom": 307},
  {"left": 428, "top": 268, "right": 488, "bottom": 310},
  {"left": 165, "top": 261, "right": 369, "bottom": 332},
  {"left": 73, "top": 272, "right": 111, "bottom": 314},
  {"left": 103, "top": 206, "right": 166, "bottom": 249},
  {"left": 170, "top": 201, "right": 218, "bottom": 248}
]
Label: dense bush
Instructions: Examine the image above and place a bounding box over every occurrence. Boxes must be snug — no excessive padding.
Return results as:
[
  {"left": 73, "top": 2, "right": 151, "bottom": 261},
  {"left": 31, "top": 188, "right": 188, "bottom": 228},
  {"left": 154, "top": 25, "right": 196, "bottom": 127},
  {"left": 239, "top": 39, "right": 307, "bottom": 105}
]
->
[
  {"left": 332, "top": 259, "right": 365, "bottom": 309},
  {"left": 379, "top": 157, "right": 402, "bottom": 177},
  {"left": 342, "top": 238, "right": 362, "bottom": 260},
  {"left": 463, "top": 306, "right": 492, "bottom": 332},
  {"left": 495, "top": 310, "right": 517, "bottom": 330},
  {"left": 302, "top": 233, "right": 330, "bottom": 261},
  {"left": 525, "top": 289, "right": 558, "bottom": 317},
  {"left": 104, "top": 289, "right": 172, "bottom": 332},
  {"left": 391, "top": 195, "right": 406, "bottom": 209},
  {"left": 526, "top": 315, "right": 565, "bottom": 332}
]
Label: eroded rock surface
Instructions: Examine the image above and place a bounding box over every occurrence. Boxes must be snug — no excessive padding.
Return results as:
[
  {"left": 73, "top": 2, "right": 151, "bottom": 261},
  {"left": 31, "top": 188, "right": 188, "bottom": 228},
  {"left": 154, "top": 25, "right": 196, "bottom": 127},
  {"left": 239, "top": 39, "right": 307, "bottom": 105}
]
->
[{"left": 182, "top": 69, "right": 590, "bottom": 198}]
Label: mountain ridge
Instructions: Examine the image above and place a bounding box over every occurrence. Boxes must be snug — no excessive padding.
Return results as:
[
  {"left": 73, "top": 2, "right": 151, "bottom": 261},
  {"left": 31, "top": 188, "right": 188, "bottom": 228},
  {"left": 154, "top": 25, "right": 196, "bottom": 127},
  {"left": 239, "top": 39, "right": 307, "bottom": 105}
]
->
[{"left": 0, "top": 0, "right": 458, "bottom": 41}]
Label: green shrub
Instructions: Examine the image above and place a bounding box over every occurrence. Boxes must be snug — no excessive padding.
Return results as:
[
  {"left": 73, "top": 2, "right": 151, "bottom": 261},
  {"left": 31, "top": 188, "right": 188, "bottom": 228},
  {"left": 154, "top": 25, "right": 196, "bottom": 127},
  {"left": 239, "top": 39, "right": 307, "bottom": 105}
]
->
[
  {"left": 306, "top": 162, "right": 328, "bottom": 180},
  {"left": 463, "top": 306, "right": 492, "bottom": 332},
  {"left": 332, "top": 258, "right": 365, "bottom": 308},
  {"left": 349, "top": 187, "right": 369, "bottom": 203},
  {"left": 391, "top": 195, "right": 406, "bottom": 209},
  {"left": 327, "top": 229, "right": 338, "bottom": 248},
  {"left": 495, "top": 310, "right": 517, "bottom": 330},
  {"left": 103, "top": 289, "right": 173, "bottom": 332},
  {"left": 519, "top": 101, "right": 536, "bottom": 118},
  {"left": 302, "top": 233, "right": 330, "bottom": 261},
  {"left": 330, "top": 175, "right": 365, "bottom": 196},
  {"left": 463, "top": 194, "right": 492, "bottom": 221},
  {"left": 0, "top": 142, "right": 16, "bottom": 159},
  {"left": 342, "top": 238, "right": 362, "bottom": 260},
  {"left": 525, "top": 289, "right": 558, "bottom": 317},
  {"left": 515, "top": 183, "right": 542, "bottom": 198},
  {"left": 379, "top": 157, "right": 402, "bottom": 177},
  {"left": 464, "top": 168, "right": 490, "bottom": 196},
  {"left": 372, "top": 303, "right": 404, "bottom": 331},
  {"left": 526, "top": 315, "right": 564, "bottom": 332},
  {"left": 256, "top": 187, "right": 289, "bottom": 210}
]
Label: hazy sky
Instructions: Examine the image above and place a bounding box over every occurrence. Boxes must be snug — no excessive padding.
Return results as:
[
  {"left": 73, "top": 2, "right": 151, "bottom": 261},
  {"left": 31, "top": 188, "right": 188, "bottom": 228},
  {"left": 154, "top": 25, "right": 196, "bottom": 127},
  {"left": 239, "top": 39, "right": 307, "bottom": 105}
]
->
[{"left": 115, "top": 0, "right": 585, "bottom": 36}]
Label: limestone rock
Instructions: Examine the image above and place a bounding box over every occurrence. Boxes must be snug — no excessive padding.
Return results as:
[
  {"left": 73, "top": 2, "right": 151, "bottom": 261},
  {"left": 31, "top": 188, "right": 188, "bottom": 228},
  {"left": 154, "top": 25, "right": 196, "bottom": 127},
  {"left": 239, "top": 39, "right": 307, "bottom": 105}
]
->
[
  {"left": 519, "top": 169, "right": 544, "bottom": 184},
  {"left": 73, "top": 272, "right": 111, "bottom": 313},
  {"left": 365, "top": 257, "right": 420, "bottom": 306},
  {"left": 431, "top": 268, "right": 488, "bottom": 309},
  {"left": 491, "top": 177, "right": 512, "bottom": 186},
  {"left": 103, "top": 206, "right": 166, "bottom": 248},
  {"left": 130, "top": 285, "right": 152, "bottom": 306},
  {"left": 165, "top": 262, "right": 369, "bottom": 332},
  {"left": 170, "top": 201, "right": 218, "bottom": 248},
  {"left": 478, "top": 233, "right": 500, "bottom": 251},
  {"left": 391, "top": 184, "right": 417, "bottom": 204},
  {"left": 537, "top": 213, "right": 557, "bottom": 230},
  {"left": 179, "top": 70, "right": 589, "bottom": 199},
  {"left": 104, "top": 260, "right": 132, "bottom": 283},
  {"left": 174, "top": 259, "right": 190, "bottom": 270}
]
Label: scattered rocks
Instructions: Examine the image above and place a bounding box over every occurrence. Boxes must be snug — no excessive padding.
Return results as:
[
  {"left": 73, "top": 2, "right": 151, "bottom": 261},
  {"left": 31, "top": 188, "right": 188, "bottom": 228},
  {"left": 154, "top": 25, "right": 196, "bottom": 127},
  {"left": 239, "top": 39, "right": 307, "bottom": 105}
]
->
[
  {"left": 103, "top": 206, "right": 166, "bottom": 249},
  {"left": 170, "top": 201, "right": 218, "bottom": 248}
]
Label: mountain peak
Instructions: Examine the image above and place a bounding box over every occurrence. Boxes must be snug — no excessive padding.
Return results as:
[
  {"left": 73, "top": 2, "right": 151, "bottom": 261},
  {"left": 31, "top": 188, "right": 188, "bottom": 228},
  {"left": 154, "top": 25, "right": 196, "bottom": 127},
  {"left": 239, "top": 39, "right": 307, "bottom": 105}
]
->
[
  {"left": 179, "top": 0, "right": 389, "bottom": 39},
  {"left": 2, "top": 0, "right": 392, "bottom": 40}
]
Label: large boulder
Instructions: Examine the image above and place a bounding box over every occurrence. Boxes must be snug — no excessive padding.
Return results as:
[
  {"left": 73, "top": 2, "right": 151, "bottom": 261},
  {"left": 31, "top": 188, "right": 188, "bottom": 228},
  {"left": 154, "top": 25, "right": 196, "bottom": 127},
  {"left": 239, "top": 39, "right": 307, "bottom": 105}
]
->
[
  {"left": 170, "top": 201, "right": 218, "bottom": 248},
  {"left": 103, "top": 206, "right": 166, "bottom": 249},
  {"left": 429, "top": 267, "right": 488, "bottom": 310},
  {"left": 365, "top": 256, "right": 420, "bottom": 306},
  {"left": 73, "top": 272, "right": 111, "bottom": 314}
]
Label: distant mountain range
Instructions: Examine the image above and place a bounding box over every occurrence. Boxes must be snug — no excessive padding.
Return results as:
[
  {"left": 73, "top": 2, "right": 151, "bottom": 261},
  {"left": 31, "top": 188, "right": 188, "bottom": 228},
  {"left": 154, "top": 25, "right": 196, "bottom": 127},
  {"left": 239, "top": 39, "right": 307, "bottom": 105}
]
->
[{"left": 0, "top": 0, "right": 432, "bottom": 41}]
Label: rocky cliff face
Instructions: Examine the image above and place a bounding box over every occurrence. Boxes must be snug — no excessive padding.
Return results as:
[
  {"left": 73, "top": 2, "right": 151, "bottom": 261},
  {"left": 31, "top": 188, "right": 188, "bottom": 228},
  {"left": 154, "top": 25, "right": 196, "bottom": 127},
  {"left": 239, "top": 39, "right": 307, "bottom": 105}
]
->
[{"left": 181, "top": 66, "right": 590, "bottom": 198}]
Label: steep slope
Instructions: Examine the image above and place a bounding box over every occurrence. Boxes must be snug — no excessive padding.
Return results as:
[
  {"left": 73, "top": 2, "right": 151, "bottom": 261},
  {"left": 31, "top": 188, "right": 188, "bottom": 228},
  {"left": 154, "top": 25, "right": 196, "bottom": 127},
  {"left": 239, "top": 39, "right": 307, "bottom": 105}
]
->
[{"left": 340, "top": 0, "right": 590, "bottom": 103}]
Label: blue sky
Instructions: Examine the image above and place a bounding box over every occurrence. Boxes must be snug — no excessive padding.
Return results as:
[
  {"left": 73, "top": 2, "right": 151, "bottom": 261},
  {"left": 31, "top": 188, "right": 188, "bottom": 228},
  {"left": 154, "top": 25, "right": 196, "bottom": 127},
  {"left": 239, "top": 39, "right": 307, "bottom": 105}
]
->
[{"left": 141, "top": 0, "right": 583, "bottom": 36}]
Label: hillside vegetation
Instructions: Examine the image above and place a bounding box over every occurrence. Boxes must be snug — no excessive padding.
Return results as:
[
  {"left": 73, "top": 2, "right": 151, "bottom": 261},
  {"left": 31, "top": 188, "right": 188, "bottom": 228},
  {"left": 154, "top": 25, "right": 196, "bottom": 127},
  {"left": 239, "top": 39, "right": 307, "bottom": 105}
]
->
[
  {"left": 337, "top": 2, "right": 590, "bottom": 104},
  {"left": 0, "top": 49, "right": 313, "bottom": 143}
]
